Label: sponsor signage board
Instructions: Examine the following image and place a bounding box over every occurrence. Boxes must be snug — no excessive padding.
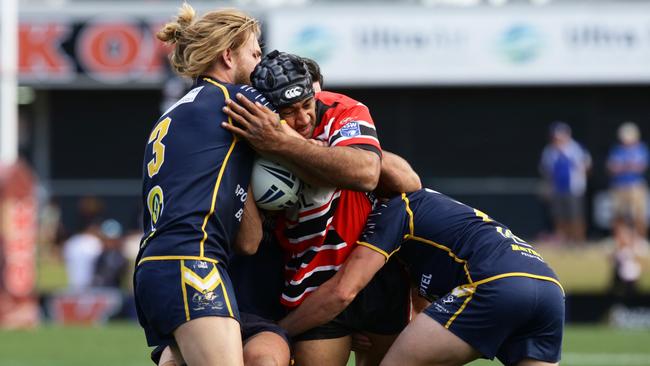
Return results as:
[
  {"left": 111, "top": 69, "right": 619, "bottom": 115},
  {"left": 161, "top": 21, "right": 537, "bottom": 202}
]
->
[
  {"left": 266, "top": 5, "right": 650, "bottom": 86},
  {"left": 11, "top": 4, "right": 650, "bottom": 87}
]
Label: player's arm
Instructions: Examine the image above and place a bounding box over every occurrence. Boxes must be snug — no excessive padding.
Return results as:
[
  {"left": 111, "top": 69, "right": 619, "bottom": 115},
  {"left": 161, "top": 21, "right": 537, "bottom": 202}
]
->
[
  {"left": 273, "top": 140, "right": 380, "bottom": 192},
  {"left": 222, "top": 94, "right": 380, "bottom": 192},
  {"left": 278, "top": 245, "right": 387, "bottom": 336},
  {"left": 233, "top": 186, "right": 263, "bottom": 255},
  {"left": 375, "top": 151, "right": 421, "bottom": 197}
]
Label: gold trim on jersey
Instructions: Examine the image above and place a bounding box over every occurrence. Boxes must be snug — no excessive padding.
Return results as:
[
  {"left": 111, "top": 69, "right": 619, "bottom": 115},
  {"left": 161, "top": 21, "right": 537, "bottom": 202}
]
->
[
  {"left": 442, "top": 272, "right": 563, "bottom": 328},
  {"left": 137, "top": 255, "right": 219, "bottom": 266},
  {"left": 409, "top": 236, "right": 474, "bottom": 284},
  {"left": 445, "top": 291, "right": 475, "bottom": 329},
  {"left": 198, "top": 77, "right": 237, "bottom": 258},
  {"left": 357, "top": 241, "right": 400, "bottom": 261},
  {"left": 471, "top": 272, "right": 565, "bottom": 294},
  {"left": 180, "top": 260, "right": 190, "bottom": 321},
  {"left": 139, "top": 229, "right": 156, "bottom": 249},
  {"left": 402, "top": 193, "right": 415, "bottom": 237},
  {"left": 182, "top": 264, "right": 222, "bottom": 293},
  {"left": 221, "top": 277, "right": 235, "bottom": 318}
]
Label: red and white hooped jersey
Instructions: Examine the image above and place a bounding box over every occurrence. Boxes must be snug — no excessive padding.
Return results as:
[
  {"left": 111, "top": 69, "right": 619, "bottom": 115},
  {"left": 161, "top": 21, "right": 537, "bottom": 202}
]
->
[{"left": 275, "top": 91, "right": 382, "bottom": 308}]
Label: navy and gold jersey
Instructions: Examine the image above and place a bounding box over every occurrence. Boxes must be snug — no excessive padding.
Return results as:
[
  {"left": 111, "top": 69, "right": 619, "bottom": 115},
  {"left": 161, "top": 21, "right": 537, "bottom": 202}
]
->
[
  {"left": 138, "top": 77, "right": 273, "bottom": 267},
  {"left": 358, "top": 188, "right": 562, "bottom": 302}
]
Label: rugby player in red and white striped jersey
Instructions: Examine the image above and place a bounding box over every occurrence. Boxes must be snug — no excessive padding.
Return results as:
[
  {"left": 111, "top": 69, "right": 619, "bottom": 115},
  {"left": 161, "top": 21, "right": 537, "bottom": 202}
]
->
[
  {"left": 223, "top": 51, "right": 420, "bottom": 366},
  {"left": 276, "top": 89, "right": 382, "bottom": 309}
]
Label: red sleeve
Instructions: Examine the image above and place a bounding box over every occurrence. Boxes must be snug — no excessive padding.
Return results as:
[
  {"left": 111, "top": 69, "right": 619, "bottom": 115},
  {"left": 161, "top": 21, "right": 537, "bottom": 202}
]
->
[{"left": 327, "top": 104, "right": 381, "bottom": 155}]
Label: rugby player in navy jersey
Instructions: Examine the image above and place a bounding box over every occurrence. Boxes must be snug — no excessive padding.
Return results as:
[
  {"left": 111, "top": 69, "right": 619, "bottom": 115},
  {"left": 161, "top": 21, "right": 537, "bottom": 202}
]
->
[
  {"left": 223, "top": 51, "right": 419, "bottom": 366},
  {"left": 278, "top": 188, "right": 565, "bottom": 366},
  {"left": 134, "top": 5, "right": 272, "bottom": 366}
]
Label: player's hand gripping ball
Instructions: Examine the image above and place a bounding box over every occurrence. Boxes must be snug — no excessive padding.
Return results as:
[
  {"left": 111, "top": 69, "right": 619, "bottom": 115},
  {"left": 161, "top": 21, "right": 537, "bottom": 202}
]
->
[{"left": 251, "top": 157, "right": 302, "bottom": 210}]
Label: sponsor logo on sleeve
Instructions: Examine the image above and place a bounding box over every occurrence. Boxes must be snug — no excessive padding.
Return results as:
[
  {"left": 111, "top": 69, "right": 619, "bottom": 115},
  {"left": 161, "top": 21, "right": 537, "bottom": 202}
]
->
[{"left": 340, "top": 121, "right": 361, "bottom": 137}]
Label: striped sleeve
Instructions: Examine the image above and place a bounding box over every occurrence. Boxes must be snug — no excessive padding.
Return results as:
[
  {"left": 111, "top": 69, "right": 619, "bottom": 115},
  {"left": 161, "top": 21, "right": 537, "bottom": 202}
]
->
[
  {"left": 327, "top": 104, "right": 381, "bottom": 155},
  {"left": 237, "top": 85, "right": 276, "bottom": 112}
]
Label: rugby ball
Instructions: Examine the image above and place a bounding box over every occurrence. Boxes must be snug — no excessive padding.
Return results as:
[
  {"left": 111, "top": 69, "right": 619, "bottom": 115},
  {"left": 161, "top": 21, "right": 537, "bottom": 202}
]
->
[{"left": 251, "top": 157, "right": 301, "bottom": 210}]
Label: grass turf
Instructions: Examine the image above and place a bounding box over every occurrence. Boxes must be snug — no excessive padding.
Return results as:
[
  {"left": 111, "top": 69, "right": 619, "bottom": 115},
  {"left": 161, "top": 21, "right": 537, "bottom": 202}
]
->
[{"left": 1, "top": 323, "right": 649, "bottom": 366}]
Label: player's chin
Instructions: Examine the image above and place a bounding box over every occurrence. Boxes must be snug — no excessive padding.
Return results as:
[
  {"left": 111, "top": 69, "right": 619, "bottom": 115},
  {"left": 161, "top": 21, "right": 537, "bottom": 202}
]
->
[{"left": 298, "top": 127, "right": 313, "bottom": 138}]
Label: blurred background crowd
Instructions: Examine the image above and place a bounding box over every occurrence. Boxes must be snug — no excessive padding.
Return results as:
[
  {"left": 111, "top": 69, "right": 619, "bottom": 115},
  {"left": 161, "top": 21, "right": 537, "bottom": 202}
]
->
[{"left": 0, "top": 0, "right": 649, "bottom": 332}]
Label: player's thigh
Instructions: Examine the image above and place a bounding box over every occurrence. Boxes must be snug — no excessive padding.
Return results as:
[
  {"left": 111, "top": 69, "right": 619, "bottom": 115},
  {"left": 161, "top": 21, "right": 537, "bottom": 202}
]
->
[
  {"left": 174, "top": 316, "right": 244, "bottom": 366},
  {"left": 380, "top": 313, "right": 480, "bottom": 366},
  {"left": 244, "top": 331, "right": 291, "bottom": 366},
  {"left": 293, "top": 336, "right": 351, "bottom": 366},
  {"left": 354, "top": 332, "right": 399, "bottom": 366}
]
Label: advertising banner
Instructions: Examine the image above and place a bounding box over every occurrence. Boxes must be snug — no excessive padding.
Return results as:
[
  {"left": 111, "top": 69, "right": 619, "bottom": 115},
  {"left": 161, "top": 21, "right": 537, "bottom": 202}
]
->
[
  {"left": 266, "top": 5, "right": 650, "bottom": 86},
  {"left": 16, "top": 18, "right": 171, "bottom": 88}
]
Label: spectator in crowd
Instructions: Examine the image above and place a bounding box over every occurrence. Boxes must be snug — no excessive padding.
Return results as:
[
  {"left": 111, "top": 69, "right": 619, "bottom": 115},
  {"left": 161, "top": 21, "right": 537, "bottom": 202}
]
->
[
  {"left": 62, "top": 218, "right": 102, "bottom": 290},
  {"left": 607, "top": 122, "right": 649, "bottom": 240},
  {"left": 610, "top": 217, "right": 644, "bottom": 301},
  {"left": 540, "top": 121, "right": 592, "bottom": 244},
  {"left": 76, "top": 196, "right": 105, "bottom": 231},
  {"left": 92, "top": 219, "right": 128, "bottom": 289}
]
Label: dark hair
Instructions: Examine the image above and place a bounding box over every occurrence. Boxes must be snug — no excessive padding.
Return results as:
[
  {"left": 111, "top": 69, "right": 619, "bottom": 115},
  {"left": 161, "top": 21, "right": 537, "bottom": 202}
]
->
[
  {"left": 250, "top": 50, "right": 314, "bottom": 108},
  {"left": 300, "top": 57, "right": 323, "bottom": 89},
  {"left": 549, "top": 121, "right": 571, "bottom": 136}
]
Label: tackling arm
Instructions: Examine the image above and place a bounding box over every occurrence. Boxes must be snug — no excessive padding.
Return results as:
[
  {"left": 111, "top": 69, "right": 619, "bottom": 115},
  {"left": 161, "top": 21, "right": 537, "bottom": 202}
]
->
[
  {"left": 375, "top": 151, "right": 421, "bottom": 197},
  {"left": 272, "top": 137, "right": 381, "bottom": 192},
  {"left": 233, "top": 186, "right": 263, "bottom": 255},
  {"left": 278, "top": 246, "right": 387, "bottom": 336}
]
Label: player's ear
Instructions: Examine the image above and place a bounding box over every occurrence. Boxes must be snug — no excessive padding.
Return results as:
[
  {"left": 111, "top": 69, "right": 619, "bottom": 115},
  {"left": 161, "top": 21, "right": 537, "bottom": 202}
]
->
[{"left": 222, "top": 48, "right": 234, "bottom": 69}]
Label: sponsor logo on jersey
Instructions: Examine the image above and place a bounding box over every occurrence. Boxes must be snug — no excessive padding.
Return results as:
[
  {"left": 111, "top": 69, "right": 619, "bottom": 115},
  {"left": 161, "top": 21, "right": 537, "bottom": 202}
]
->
[
  {"left": 433, "top": 303, "right": 450, "bottom": 314},
  {"left": 146, "top": 185, "right": 164, "bottom": 229},
  {"left": 191, "top": 290, "right": 224, "bottom": 311},
  {"left": 284, "top": 86, "right": 304, "bottom": 100},
  {"left": 339, "top": 117, "right": 354, "bottom": 126},
  {"left": 442, "top": 295, "right": 455, "bottom": 304},
  {"left": 340, "top": 121, "right": 361, "bottom": 137},
  {"left": 419, "top": 273, "right": 432, "bottom": 295},
  {"left": 194, "top": 261, "right": 209, "bottom": 270}
]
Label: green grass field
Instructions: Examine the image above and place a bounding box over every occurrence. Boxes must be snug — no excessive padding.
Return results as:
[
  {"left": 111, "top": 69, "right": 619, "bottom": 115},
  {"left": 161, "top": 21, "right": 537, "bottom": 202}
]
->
[
  {"left": 26, "top": 243, "right": 650, "bottom": 365},
  {"left": 1, "top": 323, "right": 649, "bottom": 366}
]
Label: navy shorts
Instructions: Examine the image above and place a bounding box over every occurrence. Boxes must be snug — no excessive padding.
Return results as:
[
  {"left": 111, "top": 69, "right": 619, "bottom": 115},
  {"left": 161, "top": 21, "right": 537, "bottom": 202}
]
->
[
  {"left": 294, "top": 258, "right": 410, "bottom": 341},
  {"left": 424, "top": 276, "right": 565, "bottom": 365},
  {"left": 241, "top": 312, "right": 290, "bottom": 345},
  {"left": 135, "top": 258, "right": 240, "bottom": 347}
]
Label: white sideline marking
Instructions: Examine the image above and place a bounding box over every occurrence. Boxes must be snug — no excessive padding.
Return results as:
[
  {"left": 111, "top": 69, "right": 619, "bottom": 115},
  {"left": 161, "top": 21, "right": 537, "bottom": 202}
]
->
[{"left": 562, "top": 352, "right": 650, "bottom": 365}]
